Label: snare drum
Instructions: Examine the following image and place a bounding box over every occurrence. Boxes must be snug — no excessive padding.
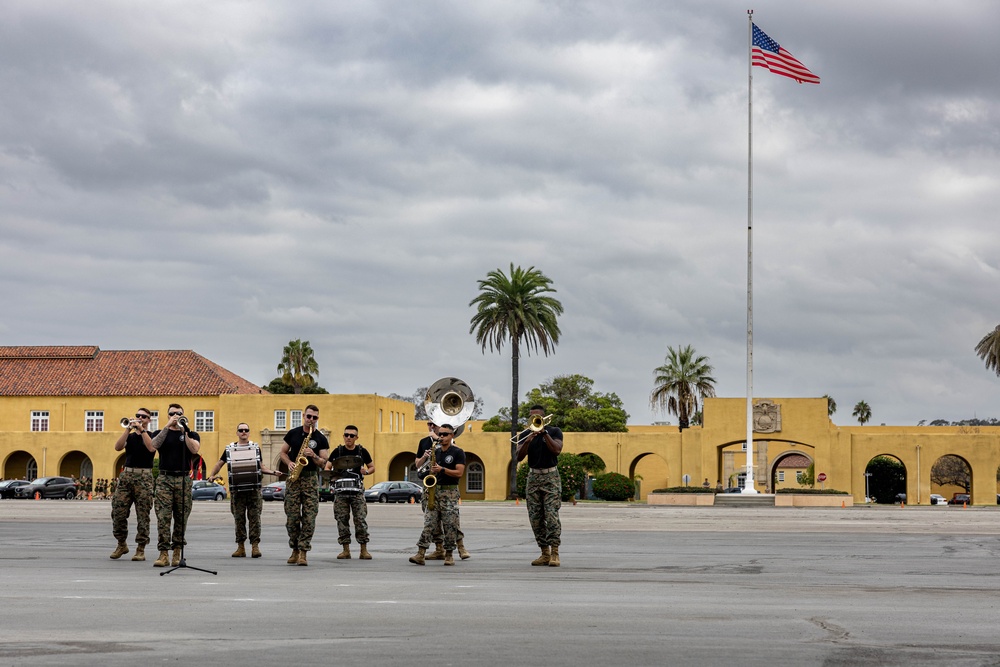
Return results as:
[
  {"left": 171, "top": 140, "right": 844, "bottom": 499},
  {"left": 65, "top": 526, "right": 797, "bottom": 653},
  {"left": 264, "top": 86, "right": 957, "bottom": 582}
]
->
[
  {"left": 333, "top": 477, "right": 363, "bottom": 495},
  {"left": 228, "top": 445, "right": 262, "bottom": 492}
]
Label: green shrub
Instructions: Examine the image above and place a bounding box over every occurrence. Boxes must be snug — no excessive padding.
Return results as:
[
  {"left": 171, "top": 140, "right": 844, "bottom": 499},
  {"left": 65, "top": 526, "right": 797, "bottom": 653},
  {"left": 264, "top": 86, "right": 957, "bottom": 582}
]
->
[
  {"left": 592, "top": 472, "right": 636, "bottom": 501},
  {"left": 651, "top": 486, "right": 714, "bottom": 493}
]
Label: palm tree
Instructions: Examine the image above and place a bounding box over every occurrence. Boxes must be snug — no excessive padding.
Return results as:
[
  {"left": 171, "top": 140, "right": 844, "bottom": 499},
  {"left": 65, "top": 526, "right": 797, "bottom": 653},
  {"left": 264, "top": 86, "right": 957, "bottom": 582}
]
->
[
  {"left": 823, "top": 394, "right": 837, "bottom": 417},
  {"left": 853, "top": 400, "right": 872, "bottom": 425},
  {"left": 649, "top": 345, "right": 716, "bottom": 431},
  {"left": 975, "top": 325, "right": 1000, "bottom": 376},
  {"left": 469, "top": 264, "right": 563, "bottom": 498},
  {"left": 277, "top": 339, "right": 319, "bottom": 394}
]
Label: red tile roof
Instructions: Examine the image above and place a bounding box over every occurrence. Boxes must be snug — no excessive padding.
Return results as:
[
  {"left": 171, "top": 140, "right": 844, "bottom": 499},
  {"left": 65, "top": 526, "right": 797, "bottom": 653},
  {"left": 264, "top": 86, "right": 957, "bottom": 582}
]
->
[
  {"left": 776, "top": 454, "right": 811, "bottom": 468},
  {"left": 0, "top": 347, "right": 267, "bottom": 396}
]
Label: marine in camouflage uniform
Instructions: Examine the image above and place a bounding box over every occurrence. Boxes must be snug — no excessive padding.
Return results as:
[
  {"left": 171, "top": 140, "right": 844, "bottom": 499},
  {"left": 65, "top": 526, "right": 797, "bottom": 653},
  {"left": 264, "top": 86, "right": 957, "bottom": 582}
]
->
[
  {"left": 410, "top": 426, "right": 466, "bottom": 566},
  {"left": 109, "top": 409, "right": 156, "bottom": 561},
  {"left": 280, "top": 406, "right": 330, "bottom": 566},
  {"left": 516, "top": 405, "right": 565, "bottom": 567},
  {"left": 208, "top": 423, "right": 281, "bottom": 558},
  {"left": 326, "top": 426, "right": 374, "bottom": 559},
  {"left": 415, "top": 425, "right": 468, "bottom": 560},
  {"left": 149, "top": 404, "right": 201, "bottom": 567}
]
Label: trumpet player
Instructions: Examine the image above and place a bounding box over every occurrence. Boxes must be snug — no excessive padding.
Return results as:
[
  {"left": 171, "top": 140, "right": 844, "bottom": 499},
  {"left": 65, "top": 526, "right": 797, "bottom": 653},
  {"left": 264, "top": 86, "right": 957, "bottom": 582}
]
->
[
  {"left": 414, "top": 422, "right": 469, "bottom": 560},
  {"left": 149, "top": 404, "right": 201, "bottom": 568},
  {"left": 515, "top": 405, "right": 564, "bottom": 567},
  {"left": 279, "top": 405, "right": 330, "bottom": 566},
  {"left": 109, "top": 409, "right": 155, "bottom": 561},
  {"left": 410, "top": 424, "right": 465, "bottom": 566}
]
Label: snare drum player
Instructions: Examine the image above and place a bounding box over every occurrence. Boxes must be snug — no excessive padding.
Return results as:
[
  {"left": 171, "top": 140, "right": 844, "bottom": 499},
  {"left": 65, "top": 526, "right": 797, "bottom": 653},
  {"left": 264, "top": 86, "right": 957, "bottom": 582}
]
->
[
  {"left": 109, "top": 408, "right": 155, "bottom": 561},
  {"left": 208, "top": 423, "right": 281, "bottom": 559},
  {"left": 280, "top": 405, "right": 330, "bottom": 566},
  {"left": 324, "top": 425, "right": 374, "bottom": 560},
  {"left": 149, "top": 404, "right": 201, "bottom": 568},
  {"left": 409, "top": 423, "right": 465, "bottom": 566}
]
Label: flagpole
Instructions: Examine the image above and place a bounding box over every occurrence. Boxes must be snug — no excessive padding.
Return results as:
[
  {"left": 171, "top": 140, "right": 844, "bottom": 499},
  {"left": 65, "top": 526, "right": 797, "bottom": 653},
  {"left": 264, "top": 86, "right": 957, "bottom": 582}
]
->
[{"left": 743, "top": 9, "right": 758, "bottom": 494}]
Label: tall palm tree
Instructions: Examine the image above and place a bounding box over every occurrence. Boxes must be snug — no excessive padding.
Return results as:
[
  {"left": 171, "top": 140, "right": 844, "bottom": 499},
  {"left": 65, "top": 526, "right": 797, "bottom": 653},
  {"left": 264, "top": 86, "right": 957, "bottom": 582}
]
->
[
  {"left": 649, "top": 345, "right": 716, "bottom": 431},
  {"left": 823, "top": 394, "right": 837, "bottom": 417},
  {"left": 853, "top": 400, "right": 872, "bottom": 425},
  {"left": 975, "top": 325, "right": 1000, "bottom": 376},
  {"left": 469, "top": 264, "right": 563, "bottom": 498},
  {"left": 277, "top": 339, "right": 319, "bottom": 394}
]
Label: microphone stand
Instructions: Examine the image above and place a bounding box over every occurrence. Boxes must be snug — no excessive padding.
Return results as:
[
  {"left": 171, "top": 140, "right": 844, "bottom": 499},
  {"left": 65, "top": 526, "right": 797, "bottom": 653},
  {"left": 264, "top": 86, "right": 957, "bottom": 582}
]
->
[{"left": 161, "top": 424, "right": 217, "bottom": 576}]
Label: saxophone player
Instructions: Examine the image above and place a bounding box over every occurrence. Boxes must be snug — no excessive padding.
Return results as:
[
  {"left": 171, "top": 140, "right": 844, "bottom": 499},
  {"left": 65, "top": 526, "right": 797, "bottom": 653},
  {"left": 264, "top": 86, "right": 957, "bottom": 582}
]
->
[
  {"left": 279, "top": 405, "right": 330, "bottom": 566},
  {"left": 409, "top": 424, "right": 466, "bottom": 566},
  {"left": 414, "top": 422, "right": 470, "bottom": 560}
]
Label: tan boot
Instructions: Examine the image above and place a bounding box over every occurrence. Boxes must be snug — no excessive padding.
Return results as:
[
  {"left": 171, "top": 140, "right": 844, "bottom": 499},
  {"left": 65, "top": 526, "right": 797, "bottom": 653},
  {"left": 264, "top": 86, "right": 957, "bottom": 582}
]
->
[
  {"left": 359, "top": 544, "right": 372, "bottom": 560},
  {"left": 153, "top": 551, "right": 169, "bottom": 567},
  {"left": 171, "top": 548, "right": 181, "bottom": 566},
  {"left": 232, "top": 543, "right": 246, "bottom": 558},
  {"left": 337, "top": 544, "right": 352, "bottom": 560},
  {"left": 287, "top": 549, "right": 300, "bottom": 564},
  {"left": 425, "top": 543, "right": 445, "bottom": 560},
  {"left": 531, "top": 546, "right": 551, "bottom": 566},
  {"left": 409, "top": 547, "right": 426, "bottom": 565},
  {"left": 131, "top": 545, "right": 145, "bottom": 562},
  {"left": 251, "top": 543, "right": 262, "bottom": 558},
  {"left": 110, "top": 542, "right": 129, "bottom": 560},
  {"left": 297, "top": 550, "right": 308, "bottom": 566},
  {"left": 457, "top": 539, "right": 470, "bottom": 560},
  {"left": 444, "top": 550, "right": 455, "bottom": 566},
  {"left": 549, "top": 545, "right": 560, "bottom": 567}
]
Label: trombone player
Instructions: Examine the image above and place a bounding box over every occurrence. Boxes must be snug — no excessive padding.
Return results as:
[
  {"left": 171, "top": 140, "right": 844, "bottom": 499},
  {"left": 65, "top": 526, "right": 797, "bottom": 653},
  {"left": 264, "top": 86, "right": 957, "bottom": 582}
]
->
[{"left": 515, "top": 405, "right": 564, "bottom": 567}]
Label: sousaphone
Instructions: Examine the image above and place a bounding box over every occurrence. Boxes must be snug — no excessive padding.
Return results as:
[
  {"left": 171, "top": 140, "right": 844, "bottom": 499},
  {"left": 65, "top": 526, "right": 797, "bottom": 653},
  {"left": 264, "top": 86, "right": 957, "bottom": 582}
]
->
[{"left": 423, "top": 377, "right": 475, "bottom": 437}]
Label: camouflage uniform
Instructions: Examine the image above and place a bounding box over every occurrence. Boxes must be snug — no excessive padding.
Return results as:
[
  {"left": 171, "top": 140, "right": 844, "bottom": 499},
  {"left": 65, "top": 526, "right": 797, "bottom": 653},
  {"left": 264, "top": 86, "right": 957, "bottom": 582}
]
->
[
  {"left": 418, "top": 487, "right": 461, "bottom": 550},
  {"left": 154, "top": 474, "right": 193, "bottom": 551},
  {"left": 232, "top": 489, "right": 263, "bottom": 546},
  {"left": 526, "top": 468, "right": 562, "bottom": 548},
  {"left": 420, "top": 490, "right": 465, "bottom": 543},
  {"left": 111, "top": 469, "right": 155, "bottom": 547},
  {"left": 284, "top": 474, "right": 320, "bottom": 552},
  {"left": 334, "top": 492, "right": 368, "bottom": 545}
]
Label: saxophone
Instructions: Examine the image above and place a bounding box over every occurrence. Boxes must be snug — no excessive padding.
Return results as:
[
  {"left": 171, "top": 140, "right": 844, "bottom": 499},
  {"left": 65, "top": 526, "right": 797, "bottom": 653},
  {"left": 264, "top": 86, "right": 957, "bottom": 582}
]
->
[
  {"left": 423, "top": 443, "right": 438, "bottom": 510},
  {"left": 286, "top": 426, "right": 313, "bottom": 484}
]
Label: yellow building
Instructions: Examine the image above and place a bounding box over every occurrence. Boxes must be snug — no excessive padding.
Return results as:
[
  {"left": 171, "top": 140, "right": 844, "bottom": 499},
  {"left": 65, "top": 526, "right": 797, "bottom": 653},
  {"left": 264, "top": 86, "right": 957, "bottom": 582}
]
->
[{"left": 3, "top": 347, "right": 999, "bottom": 505}]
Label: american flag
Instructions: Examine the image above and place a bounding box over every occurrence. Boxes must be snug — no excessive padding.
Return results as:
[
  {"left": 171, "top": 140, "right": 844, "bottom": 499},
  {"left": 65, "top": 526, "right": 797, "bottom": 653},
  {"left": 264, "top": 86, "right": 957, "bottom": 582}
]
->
[{"left": 752, "top": 24, "right": 820, "bottom": 84}]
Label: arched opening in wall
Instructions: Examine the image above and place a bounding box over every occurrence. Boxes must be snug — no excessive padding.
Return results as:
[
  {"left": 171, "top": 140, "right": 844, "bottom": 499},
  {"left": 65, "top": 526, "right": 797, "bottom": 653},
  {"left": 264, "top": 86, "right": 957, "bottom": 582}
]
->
[
  {"left": 189, "top": 455, "right": 208, "bottom": 480},
  {"left": 931, "top": 454, "right": 972, "bottom": 503},
  {"left": 3, "top": 451, "right": 37, "bottom": 480},
  {"left": 464, "top": 453, "right": 485, "bottom": 500},
  {"left": 629, "top": 453, "right": 669, "bottom": 499},
  {"left": 387, "top": 451, "right": 418, "bottom": 483},
  {"left": 60, "top": 451, "right": 92, "bottom": 481},
  {"left": 114, "top": 453, "right": 127, "bottom": 477},
  {"left": 576, "top": 452, "right": 607, "bottom": 501},
  {"left": 769, "top": 451, "right": 813, "bottom": 493},
  {"left": 865, "top": 454, "right": 907, "bottom": 505}
]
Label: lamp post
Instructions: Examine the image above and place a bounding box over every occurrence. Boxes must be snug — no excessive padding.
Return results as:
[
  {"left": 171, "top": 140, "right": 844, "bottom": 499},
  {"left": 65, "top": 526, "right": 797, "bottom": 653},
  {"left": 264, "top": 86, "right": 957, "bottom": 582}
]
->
[{"left": 864, "top": 472, "right": 872, "bottom": 503}]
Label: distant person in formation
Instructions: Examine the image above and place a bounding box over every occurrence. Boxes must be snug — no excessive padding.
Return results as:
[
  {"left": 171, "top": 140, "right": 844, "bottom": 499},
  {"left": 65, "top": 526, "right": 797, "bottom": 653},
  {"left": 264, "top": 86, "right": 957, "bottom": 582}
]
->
[
  {"left": 325, "top": 425, "right": 374, "bottom": 560},
  {"left": 410, "top": 424, "right": 466, "bottom": 566},
  {"left": 109, "top": 408, "right": 155, "bottom": 562},
  {"left": 516, "top": 405, "right": 564, "bottom": 567},
  {"left": 207, "top": 423, "right": 281, "bottom": 559},
  {"left": 413, "top": 422, "right": 469, "bottom": 561},
  {"left": 280, "top": 405, "right": 330, "bottom": 566},
  {"left": 149, "top": 404, "right": 201, "bottom": 567}
]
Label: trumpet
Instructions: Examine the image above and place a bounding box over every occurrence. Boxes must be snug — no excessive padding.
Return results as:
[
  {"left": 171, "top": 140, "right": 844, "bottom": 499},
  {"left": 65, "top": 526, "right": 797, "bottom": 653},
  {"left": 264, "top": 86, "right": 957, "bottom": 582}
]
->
[
  {"left": 510, "top": 414, "right": 553, "bottom": 444},
  {"left": 177, "top": 416, "right": 190, "bottom": 431},
  {"left": 120, "top": 417, "right": 138, "bottom": 433}
]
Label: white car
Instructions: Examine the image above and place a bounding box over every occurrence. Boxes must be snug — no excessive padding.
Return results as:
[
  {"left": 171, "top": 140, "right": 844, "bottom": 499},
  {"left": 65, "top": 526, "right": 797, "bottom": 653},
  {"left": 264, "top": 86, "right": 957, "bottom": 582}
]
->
[{"left": 929, "top": 494, "right": 948, "bottom": 505}]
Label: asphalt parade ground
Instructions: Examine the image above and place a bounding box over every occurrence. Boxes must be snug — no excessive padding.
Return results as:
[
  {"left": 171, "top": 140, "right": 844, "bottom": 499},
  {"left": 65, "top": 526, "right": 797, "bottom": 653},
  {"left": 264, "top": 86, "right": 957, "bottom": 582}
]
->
[{"left": 3, "top": 500, "right": 1000, "bottom": 667}]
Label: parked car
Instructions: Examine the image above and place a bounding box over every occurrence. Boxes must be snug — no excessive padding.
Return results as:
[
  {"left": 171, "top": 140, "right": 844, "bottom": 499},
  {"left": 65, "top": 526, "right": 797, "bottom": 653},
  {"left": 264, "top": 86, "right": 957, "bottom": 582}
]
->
[
  {"left": 894, "top": 493, "right": 907, "bottom": 504},
  {"left": 13, "top": 476, "right": 78, "bottom": 499},
  {"left": 949, "top": 493, "right": 971, "bottom": 505},
  {"left": 929, "top": 494, "right": 948, "bottom": 505},
  {"left": 0, "top": 480, "right": 31, "bottom": 499},
  {"left": 262, "top": 481, "right": 286, "bottom": 501},
  {"left": 191, "top": 480, "right": 227, "bottom": 501},
  {"left": 364, "top": 481, "right": 424, "bottom": 504}
]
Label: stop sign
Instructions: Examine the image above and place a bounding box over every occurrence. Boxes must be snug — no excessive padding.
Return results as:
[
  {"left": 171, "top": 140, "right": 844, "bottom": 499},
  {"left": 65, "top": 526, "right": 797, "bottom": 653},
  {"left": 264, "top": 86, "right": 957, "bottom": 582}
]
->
[{"left": 817, "top": 473, "right": 827, "bottom": 482}]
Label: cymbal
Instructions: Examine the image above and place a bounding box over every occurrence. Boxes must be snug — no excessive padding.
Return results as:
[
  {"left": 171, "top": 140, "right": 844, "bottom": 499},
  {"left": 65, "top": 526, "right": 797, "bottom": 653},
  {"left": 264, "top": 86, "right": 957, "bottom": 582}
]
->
[{"left": 333, "top": 455, "right": 364, "bottom": 471}]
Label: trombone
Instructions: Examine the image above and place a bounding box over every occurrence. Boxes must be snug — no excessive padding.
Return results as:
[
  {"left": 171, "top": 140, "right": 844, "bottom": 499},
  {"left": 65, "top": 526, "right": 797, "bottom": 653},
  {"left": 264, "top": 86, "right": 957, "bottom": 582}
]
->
[{"left": 510, "top": 413, "right": 553, "bottom": 445}]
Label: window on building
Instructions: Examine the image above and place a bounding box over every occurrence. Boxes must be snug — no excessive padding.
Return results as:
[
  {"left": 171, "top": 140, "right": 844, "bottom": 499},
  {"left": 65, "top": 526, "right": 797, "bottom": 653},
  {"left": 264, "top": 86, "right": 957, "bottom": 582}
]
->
[
  {"left": 31, "top": 411, "right": 50, "bottom": 432},
  {"left": 85, "top": 411, "right": 105, "bottom": 432},
  {"left": 778, "top": 471, "right": 785, "bottom": 482},
  {"left": 466, "top": 462, "right": 484, "bottom": 493},
  {"left": 148, "top": 411, "right": 159, "bottom": 431},
  {"left": 400, "top": 414, "right": 404, "bottom": 432},
  {"left": 195, "top": 411, "right": 215, "bottom": 432},
  {"left": 275, "top": 410, "right": 287, "bottom": 430},
  {"left": 290, "top": 410, "right": 302, "bottom": 429}
]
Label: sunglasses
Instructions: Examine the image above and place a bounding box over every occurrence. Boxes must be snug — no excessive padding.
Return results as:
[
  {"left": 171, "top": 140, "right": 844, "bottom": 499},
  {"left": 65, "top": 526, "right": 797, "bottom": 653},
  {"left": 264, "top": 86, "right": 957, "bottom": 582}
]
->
[
  {"left": 237, "top": 428, "right": 250, "bottom": 433},
  {"left": 304, "top": 414, "right": 318, "bottom": 420},
  {"left": 136, "top": 414, "right": 150, "bottom": 419},
  {"left": 168, "top": 411, "right": 183, "bottom": 417},
  {"left": 438, "top": 432, "right": 453, "bottom": 437},
  {"left": 343, "top": 433, "right": 358, "bottom": 438}
]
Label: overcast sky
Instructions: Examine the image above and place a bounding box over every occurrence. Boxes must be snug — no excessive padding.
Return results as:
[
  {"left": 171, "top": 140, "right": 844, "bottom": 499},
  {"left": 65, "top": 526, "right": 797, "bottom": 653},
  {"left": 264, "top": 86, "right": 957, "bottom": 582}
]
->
[{"left": 2, "top": 0, "right": 998, "bottom": 427}]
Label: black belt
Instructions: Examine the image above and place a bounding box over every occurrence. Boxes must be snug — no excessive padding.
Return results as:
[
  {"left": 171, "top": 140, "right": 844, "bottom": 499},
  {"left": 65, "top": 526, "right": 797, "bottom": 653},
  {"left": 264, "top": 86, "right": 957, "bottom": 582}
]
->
[
  {"left": 531, "top": 466, "right": 558, "bottom": 474},
  {"left": 160, "top": 471, "right": 188, "bottom": 476},
  {"left": 122, "top": 467, "right": 152, "bottom": 473}
]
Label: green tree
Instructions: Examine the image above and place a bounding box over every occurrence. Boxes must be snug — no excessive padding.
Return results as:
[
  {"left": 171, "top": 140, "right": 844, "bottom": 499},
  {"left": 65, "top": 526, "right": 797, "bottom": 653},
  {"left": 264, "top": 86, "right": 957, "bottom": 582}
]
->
[
  {"left": 650, "top": 345, "right": 716, "bottom": 431},
  {"left": 975, "top": 324, "right": 1000, "bottom": 376},
  {"left": 469, "top": 264, "right": 563, "bottom": 498},
  {"left": 524, "top": 374, "right": 628, "bottom": 432},
  {"left": 262, "top": 377, "right": 329, "bottom": 394},
  {"left": 823, "top": 394, "right": 837, "bottom": 417},
  {"left": 853, "top": 400, "right": 872, "bottom": 425},
  {"left": 865, "top": 456, "right": 905, "bottom": 504},
  {"left": 276, "top": 339, "right": 320, "bottom": 394},
  {"left": 931, "top": 455, "right": 971, "bottom": 492},
  {"left": 797, "top": 461, "right": 815, "bottom": 487}
]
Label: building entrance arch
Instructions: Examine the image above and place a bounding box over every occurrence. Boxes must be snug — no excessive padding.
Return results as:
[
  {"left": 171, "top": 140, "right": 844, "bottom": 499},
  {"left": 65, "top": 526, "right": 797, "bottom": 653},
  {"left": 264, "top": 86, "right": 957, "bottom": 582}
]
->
[
  {"left": 769, "top": 450, "right": 813, "bottom": 492},
  {"left": 930, "top": 453, "right": 973, "bottom": 501},
  {"left": 865, "top": 454, "right": 907, "bottom": 504}
]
